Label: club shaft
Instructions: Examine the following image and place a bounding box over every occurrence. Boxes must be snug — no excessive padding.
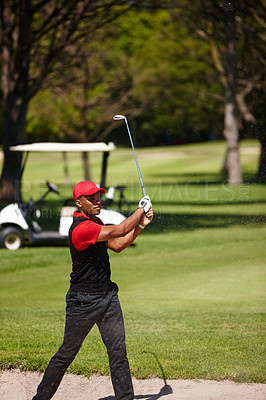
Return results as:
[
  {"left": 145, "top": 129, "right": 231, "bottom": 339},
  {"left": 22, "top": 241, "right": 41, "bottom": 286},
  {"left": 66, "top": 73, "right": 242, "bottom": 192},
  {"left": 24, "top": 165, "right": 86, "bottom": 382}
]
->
[{"left": 125, "top": 121, "right": 146, "bottom": 197}]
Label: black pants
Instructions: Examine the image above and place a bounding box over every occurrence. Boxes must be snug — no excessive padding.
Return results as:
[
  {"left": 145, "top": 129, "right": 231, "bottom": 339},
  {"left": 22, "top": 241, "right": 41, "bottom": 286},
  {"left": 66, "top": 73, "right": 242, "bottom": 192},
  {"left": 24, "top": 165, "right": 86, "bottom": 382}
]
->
[{"left": 32, "top": 288, "right": 134, "bottom": 400}]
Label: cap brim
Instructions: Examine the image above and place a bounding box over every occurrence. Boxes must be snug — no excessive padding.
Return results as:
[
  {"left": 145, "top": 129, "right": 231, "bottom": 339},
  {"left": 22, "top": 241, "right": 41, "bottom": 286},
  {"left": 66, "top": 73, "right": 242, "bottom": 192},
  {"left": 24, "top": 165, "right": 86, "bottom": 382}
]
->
[{"left": 85, "top": 187, "right": 106, "bottom": 195}]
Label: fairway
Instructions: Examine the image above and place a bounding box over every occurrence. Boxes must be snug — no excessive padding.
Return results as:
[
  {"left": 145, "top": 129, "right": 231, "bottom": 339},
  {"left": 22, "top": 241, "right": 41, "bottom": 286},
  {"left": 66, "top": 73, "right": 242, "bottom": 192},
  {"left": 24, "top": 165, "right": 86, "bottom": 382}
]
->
[{"left": 0, "top": 140, "right": 265, "bottom": 383}]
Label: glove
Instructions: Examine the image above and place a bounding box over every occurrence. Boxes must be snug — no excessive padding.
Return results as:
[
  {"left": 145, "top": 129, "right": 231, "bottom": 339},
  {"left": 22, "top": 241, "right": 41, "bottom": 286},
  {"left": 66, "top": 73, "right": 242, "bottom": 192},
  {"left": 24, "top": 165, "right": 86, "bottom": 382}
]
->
[{"left": 138, "top": 195, "right": 152, "bottom": 213}]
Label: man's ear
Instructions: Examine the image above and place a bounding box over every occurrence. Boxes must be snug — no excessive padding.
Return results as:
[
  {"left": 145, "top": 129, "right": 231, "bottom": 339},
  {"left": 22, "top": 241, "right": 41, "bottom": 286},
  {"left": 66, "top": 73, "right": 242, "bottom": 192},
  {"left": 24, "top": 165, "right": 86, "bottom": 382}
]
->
[{"left": 75, "top": 198, "right": 82, "bottom": 208}]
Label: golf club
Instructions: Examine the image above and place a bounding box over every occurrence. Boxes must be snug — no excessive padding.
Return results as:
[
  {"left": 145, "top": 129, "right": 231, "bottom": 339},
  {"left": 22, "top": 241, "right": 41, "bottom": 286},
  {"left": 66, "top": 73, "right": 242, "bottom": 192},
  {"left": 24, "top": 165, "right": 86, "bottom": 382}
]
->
[{"left": 113, "top": 115, "right": 146, "bottom": 197}]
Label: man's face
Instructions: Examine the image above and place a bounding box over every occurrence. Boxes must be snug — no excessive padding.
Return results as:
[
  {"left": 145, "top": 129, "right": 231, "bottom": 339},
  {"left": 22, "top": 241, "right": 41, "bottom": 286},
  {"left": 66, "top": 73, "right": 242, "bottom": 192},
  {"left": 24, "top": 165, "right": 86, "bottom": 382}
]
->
[{"left": 75, "top": 192, "right": 102, "bottom": 217}]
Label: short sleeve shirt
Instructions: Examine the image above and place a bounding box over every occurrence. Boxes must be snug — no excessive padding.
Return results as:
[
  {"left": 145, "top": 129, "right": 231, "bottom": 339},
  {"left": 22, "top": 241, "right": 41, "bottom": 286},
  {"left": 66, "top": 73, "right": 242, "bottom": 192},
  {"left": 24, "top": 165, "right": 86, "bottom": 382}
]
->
[{"left": 71, "top": 211, "right": 102, "bottom": 251}]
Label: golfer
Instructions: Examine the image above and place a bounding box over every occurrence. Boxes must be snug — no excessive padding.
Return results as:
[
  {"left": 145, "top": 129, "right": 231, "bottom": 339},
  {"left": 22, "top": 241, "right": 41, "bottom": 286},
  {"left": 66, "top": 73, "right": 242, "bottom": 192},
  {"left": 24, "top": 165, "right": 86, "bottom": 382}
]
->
[{"left": 32, "top": 180, "right": 153, "bottom": 400}]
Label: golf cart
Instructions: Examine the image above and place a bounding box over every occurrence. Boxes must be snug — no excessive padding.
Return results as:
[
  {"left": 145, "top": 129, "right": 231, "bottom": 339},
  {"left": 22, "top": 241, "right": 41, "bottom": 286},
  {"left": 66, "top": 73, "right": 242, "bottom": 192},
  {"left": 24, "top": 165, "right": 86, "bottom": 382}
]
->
[{"left": 0, "top": 142, "right": 129, "bottom": 250}]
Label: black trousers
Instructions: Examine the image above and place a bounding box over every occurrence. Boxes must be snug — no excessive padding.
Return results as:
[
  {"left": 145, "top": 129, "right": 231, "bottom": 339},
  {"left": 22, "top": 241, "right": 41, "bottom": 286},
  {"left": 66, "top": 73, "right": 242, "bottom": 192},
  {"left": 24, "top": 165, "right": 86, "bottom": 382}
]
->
[{"left": 32, "top": 287, "right": 134, "bottom": 400}]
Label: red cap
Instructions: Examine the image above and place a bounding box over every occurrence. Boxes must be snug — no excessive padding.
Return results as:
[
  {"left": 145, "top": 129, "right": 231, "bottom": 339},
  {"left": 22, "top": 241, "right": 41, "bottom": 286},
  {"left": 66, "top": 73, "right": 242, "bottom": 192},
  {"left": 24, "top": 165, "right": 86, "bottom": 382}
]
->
[{"left": 73, "top": 181, "right": 105, "bottom": 200}]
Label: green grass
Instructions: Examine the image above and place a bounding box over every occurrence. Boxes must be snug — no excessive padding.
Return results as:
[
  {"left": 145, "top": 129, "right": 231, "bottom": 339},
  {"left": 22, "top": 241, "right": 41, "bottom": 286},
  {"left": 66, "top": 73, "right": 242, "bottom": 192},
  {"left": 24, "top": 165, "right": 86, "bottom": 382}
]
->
[{"left": 0, "top": 139, "right": 265, "bottom": 382}]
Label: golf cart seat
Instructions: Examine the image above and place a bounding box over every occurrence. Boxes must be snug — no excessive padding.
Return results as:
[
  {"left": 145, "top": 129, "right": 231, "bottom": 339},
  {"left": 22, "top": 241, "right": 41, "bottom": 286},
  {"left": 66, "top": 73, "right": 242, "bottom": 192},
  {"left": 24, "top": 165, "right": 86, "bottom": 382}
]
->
[
  {"left": 102, "top": 186, "right": 131, "bottom": 216},
  {"left": 60, "top": 206, "right": 77, "bottom": 218},
  {"left": 59, "top": 206, "right": 77, "bottom": 236}
]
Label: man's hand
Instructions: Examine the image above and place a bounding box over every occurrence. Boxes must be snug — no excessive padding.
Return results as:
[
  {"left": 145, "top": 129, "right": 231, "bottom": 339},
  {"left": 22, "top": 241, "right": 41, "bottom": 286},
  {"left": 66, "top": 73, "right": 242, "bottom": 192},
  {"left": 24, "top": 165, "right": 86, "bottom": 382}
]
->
[
  {"left": 140, "top": 207, "right": 154, "bottom": 227},
  {"left": 138, "top": 195, "right": 152, "bottom": 213}
]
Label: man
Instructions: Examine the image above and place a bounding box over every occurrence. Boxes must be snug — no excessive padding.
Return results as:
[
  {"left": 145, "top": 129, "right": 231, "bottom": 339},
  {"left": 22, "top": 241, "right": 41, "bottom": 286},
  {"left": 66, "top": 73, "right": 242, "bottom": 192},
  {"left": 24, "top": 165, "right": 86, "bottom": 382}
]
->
[{"left": 32, "top": 180, "right": 153, "bottom": 400}]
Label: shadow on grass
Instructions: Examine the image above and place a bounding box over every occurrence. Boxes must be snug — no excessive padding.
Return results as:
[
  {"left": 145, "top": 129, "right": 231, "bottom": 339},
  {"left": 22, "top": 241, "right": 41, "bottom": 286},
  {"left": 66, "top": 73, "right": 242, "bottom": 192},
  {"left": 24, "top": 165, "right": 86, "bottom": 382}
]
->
[
  {"left": 17, "top": 207, "right": 266, "bottom": 241},
  {"left": 147, "top": 213, "right": 266, "bottom": 233},
  {"left": 153, "top": 200, "right": 266, "bottom": 206},
  {"left": 149, "top": 172, "right": 265, "bottom": 184},
  {"left": 31, "top": 207, "right": 266, "bottom": 236}
]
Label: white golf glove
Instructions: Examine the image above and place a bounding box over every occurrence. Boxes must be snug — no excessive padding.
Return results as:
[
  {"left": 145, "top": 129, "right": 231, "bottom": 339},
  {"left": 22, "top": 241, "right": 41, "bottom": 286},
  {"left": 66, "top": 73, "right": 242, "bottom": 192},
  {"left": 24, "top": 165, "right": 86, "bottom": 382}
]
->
[{"left": 138, "top": 195, "right": 152, "bottom": 213}]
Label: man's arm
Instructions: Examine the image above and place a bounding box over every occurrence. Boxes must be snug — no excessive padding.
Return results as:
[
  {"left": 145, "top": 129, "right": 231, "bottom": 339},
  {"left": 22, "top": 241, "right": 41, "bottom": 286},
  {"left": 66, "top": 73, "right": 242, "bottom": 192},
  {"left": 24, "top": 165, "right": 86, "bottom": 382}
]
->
[
  {"left": 96, "top": 208, "right": 144, "bottom": 242},
  {"left": 108, "top": 208, "right": 154, "bottom": 253}
]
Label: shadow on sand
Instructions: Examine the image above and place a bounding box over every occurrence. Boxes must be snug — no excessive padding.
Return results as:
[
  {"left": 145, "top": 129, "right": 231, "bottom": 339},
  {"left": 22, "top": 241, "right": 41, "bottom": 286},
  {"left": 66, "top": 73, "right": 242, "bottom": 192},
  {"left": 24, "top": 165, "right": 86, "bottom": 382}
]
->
[{"left": 98, "top": 352, "right": 173, "bottom": 400}]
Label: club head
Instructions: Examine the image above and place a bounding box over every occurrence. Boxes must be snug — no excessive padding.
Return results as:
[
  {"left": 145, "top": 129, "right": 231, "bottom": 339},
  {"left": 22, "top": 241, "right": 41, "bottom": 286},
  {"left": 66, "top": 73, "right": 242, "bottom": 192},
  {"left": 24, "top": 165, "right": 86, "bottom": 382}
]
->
[{"left": 113, "top": 114, "right": 127, "bottom": 121}]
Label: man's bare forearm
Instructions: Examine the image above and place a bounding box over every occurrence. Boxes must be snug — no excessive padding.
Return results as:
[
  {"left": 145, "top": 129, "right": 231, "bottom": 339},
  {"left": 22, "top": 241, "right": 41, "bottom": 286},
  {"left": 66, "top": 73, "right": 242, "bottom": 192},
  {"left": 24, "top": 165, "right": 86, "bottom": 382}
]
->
[
  {"left": 108, "top": 225, "right": 143, "bottom": 253},
  {"left": 97, "top": 208, "right": 144, "bottom": 242}
]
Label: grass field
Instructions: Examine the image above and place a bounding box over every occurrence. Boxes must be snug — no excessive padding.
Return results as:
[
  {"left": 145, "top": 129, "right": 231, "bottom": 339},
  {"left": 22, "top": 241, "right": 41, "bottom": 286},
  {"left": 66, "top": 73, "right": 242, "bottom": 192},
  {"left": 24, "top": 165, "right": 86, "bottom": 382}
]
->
[{"left": 0, "top": 140, "right": 265, "bottom": 383}]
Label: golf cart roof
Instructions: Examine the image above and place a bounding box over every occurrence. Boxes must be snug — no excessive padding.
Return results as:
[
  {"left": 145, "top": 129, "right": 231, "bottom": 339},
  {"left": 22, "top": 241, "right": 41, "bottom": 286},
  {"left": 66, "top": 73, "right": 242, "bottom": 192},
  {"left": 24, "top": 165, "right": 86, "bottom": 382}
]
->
[
  {"left": 9, "top": 142, "right": 116, "bottom": 152},
  {"left": 9, "top": 142, "right": 116, "bottom": 189}
]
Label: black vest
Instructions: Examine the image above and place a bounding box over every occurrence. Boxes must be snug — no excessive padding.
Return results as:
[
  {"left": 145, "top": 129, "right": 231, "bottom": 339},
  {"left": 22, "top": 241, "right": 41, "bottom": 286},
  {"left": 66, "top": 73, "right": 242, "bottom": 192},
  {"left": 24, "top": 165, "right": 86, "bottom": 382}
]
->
[{"left": 68, "top": 216, "right": 112, "bottom": 292}]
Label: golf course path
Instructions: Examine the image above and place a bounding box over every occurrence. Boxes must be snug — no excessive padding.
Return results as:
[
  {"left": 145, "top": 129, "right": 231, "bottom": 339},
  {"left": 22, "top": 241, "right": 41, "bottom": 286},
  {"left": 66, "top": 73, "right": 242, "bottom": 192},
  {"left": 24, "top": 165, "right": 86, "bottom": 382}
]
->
[{"left": 1, "top": 369, "right": 265, "bottom": 400}]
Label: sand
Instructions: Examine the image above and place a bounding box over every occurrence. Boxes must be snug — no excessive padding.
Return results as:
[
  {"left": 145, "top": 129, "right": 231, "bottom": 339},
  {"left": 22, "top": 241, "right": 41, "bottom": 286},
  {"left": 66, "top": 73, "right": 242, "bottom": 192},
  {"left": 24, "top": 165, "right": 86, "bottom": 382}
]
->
[{"left": 0, "top": 369, "right": 265, "bottom": 400}]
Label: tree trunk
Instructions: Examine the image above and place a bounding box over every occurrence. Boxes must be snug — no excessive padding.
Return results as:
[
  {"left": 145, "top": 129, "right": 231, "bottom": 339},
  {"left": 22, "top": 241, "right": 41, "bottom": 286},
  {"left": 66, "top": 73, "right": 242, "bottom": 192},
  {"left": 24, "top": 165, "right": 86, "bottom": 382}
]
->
[
  {"left": 257, "top": 128, "right": 266, "bottom": 182},
  {"left": 257, "top": 82, "right": 266, "bottom": 181},
  {"left": 222, "top": 0, "right": 242, "bottom": 184},
  {"left": 0, "top": 101, "right": 29, "bottom": 202},
  {"left": 0, "top": 0, "right": 31, "bottom": 202},
  {"left": 223, "top": 103, "right": 242, "bottom": 184},
  {"left": 80, "top": 67, "right": 91, "bottom": 181},
  {"left": 236, "top": 91, "right": 266, "bottom": 182},
  {"left": 82, "top": 152, "right": 91, "bottom": 181},
  {"left": 62, "top": 152, "right": 71, "bottom": 187}
]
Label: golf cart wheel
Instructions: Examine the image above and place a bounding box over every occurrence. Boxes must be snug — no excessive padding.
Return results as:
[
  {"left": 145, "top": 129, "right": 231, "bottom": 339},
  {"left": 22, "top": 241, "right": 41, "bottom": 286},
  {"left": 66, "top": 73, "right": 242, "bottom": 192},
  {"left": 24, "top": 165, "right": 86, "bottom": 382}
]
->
[{"left": 0, "top": 226, "right": 24, "bottom": 250}]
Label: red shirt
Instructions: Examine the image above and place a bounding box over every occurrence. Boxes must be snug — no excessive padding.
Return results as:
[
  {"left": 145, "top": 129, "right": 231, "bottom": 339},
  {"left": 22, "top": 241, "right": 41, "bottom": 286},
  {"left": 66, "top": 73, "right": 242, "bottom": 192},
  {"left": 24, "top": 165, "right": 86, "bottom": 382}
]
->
[{"left": 71, "top": 211, "right": 102, "bottom": 251}]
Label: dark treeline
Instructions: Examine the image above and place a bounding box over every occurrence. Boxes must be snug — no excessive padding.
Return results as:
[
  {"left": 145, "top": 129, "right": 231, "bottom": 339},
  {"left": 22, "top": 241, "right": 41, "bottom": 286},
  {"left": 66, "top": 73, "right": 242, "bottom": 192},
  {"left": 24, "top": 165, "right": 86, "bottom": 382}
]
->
[{"left": 0, "top": 1, "right": 265, "bottom": 201}]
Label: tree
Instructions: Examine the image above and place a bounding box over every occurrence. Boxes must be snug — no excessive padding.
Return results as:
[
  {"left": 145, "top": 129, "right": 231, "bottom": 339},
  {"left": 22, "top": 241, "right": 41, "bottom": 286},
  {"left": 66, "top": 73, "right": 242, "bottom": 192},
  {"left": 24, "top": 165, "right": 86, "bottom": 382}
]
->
[
  {"left": 0, "top": 0, "right": 141, "bottom": 202},
  {"left": 168, "top": 0, "right": 265, "bottom": 183},
  {"left": 235, "top": 0, "right": 266, "bottom": 181},
  {"left": 168, "top": 0, "right": 244, "bottom": 183},
  {"left": 26, "top": 9, "right": 221, "bottom": 147},
  {"left": 207, "top": 0, "right": 265, "bottom": 182},
  {"left": 222, "top": 0, "right": 242, "bottom": 184}
]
